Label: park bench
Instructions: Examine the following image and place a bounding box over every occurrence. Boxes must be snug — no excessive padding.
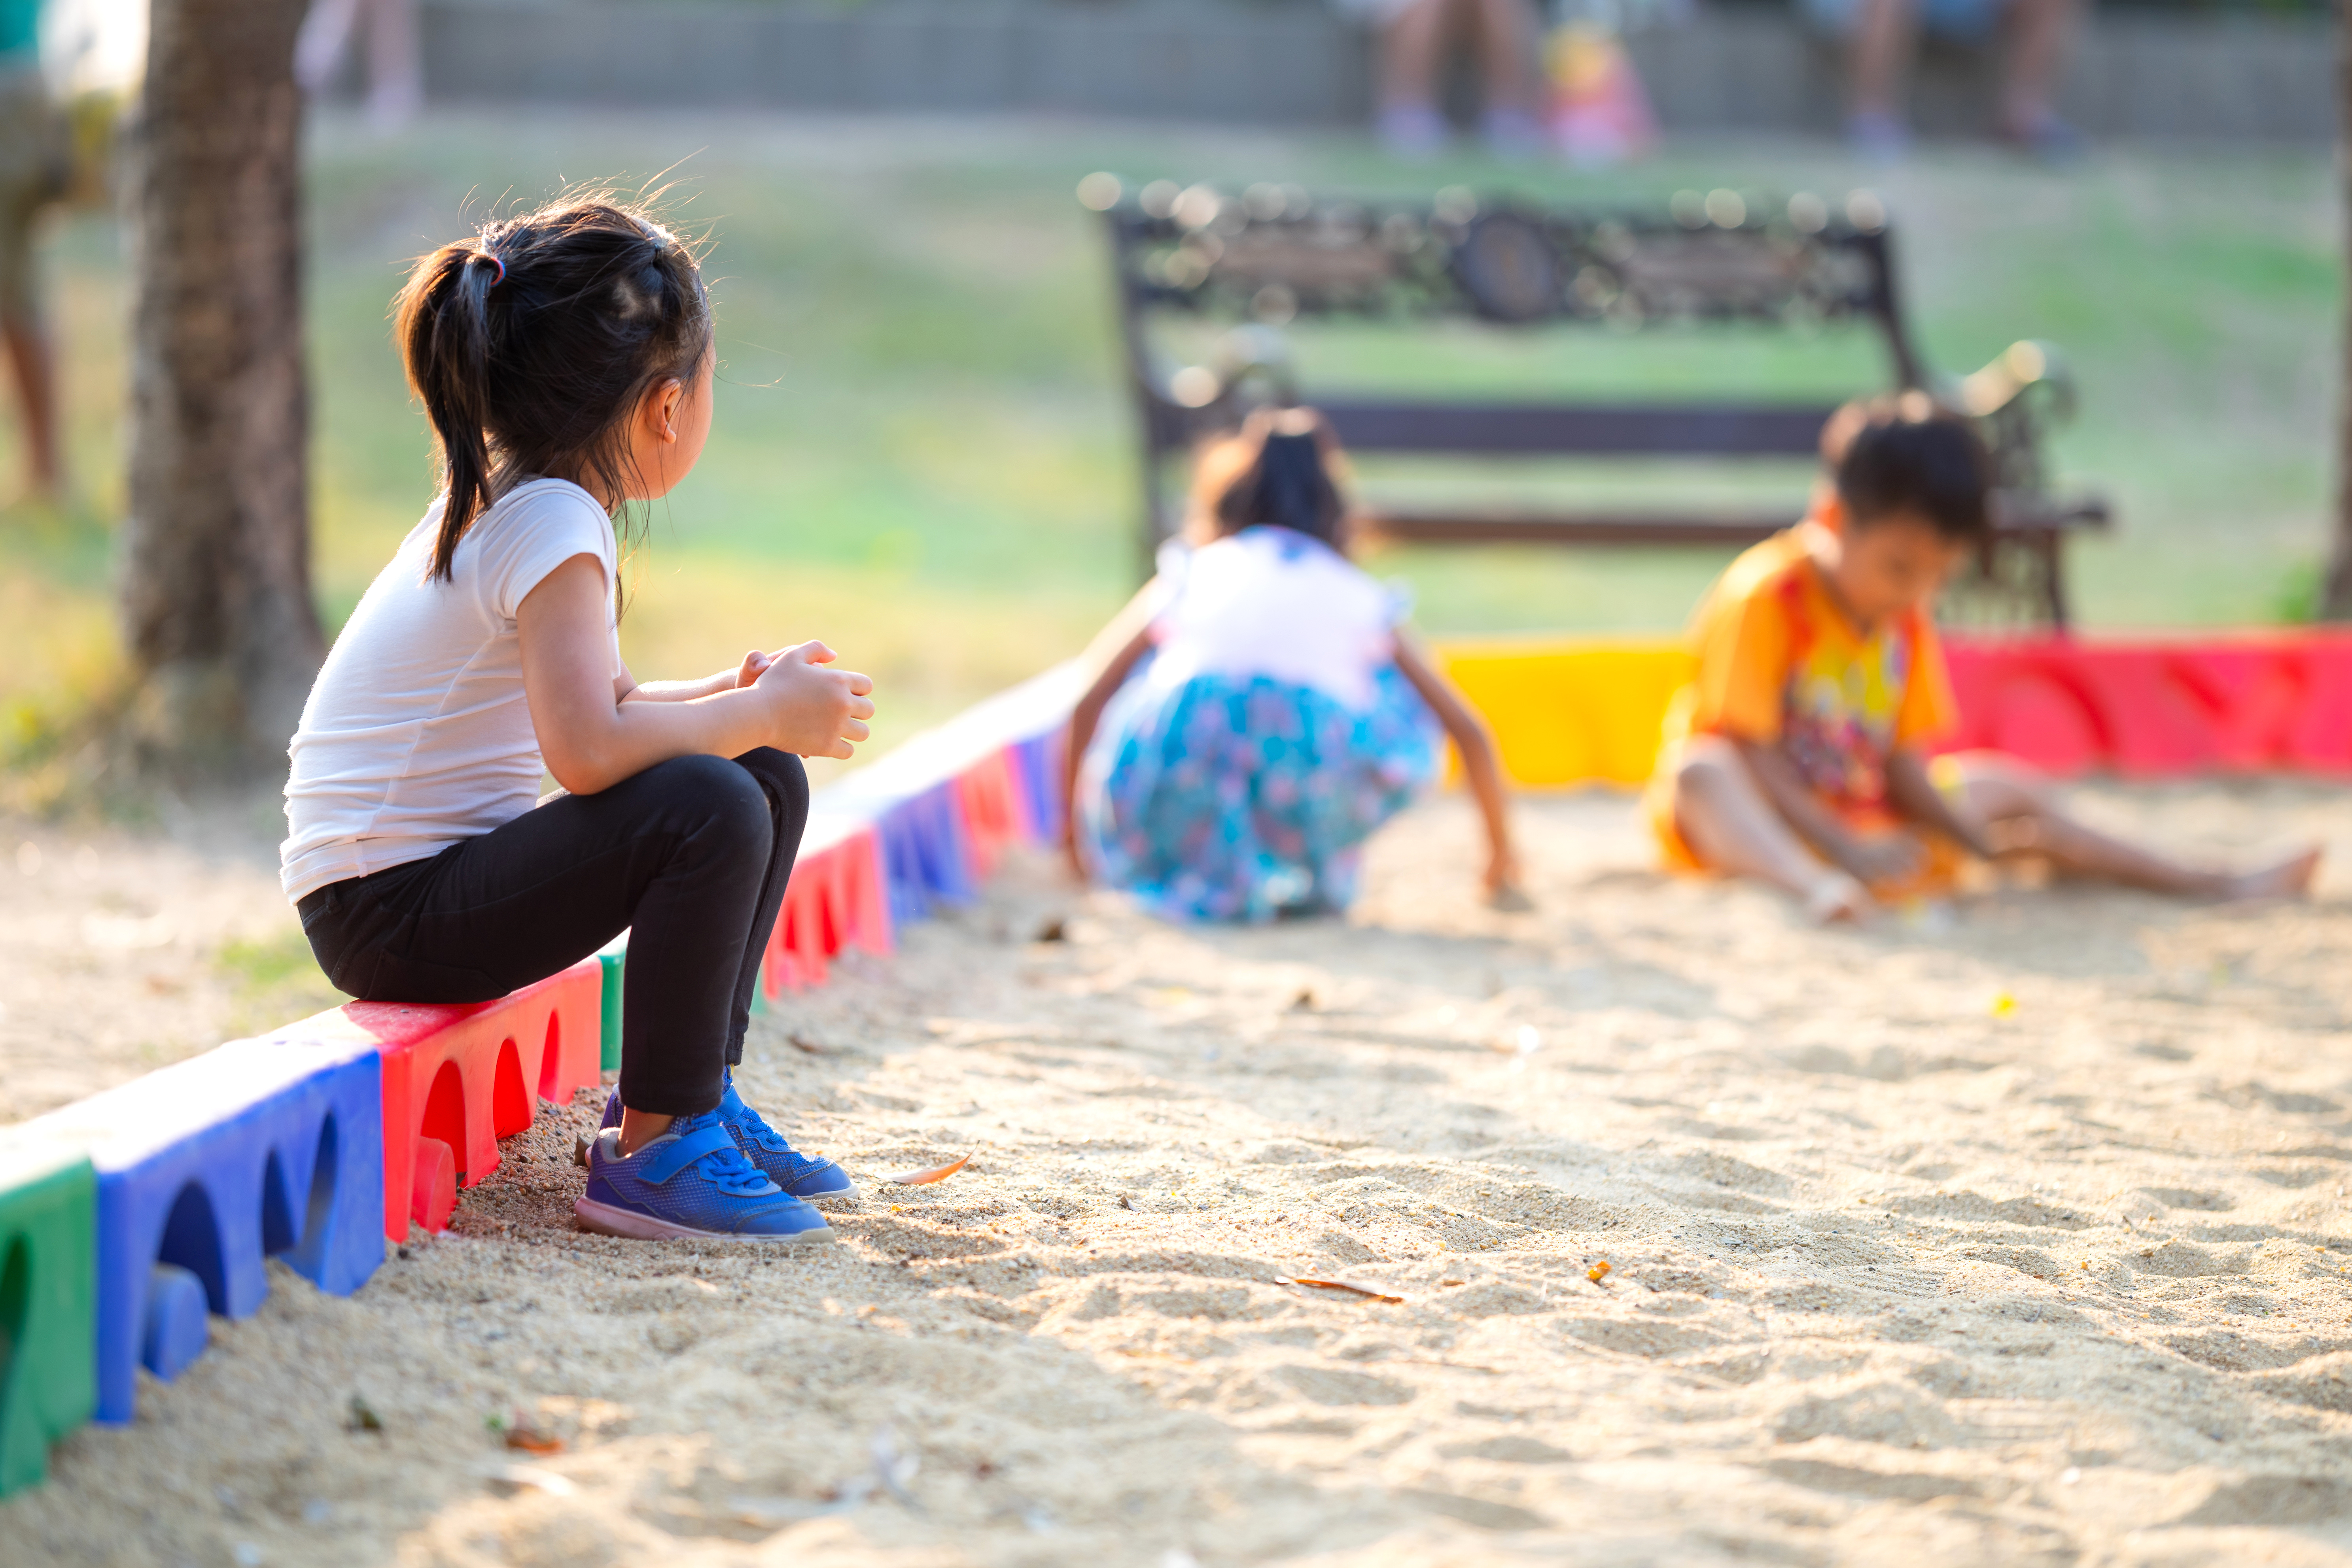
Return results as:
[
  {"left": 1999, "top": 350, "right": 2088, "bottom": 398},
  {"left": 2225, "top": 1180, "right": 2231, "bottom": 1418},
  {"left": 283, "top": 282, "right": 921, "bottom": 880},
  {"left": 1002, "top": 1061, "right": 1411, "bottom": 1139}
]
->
[{"left": 1082, "top": 176, "right": 2108, "bottom": 628}]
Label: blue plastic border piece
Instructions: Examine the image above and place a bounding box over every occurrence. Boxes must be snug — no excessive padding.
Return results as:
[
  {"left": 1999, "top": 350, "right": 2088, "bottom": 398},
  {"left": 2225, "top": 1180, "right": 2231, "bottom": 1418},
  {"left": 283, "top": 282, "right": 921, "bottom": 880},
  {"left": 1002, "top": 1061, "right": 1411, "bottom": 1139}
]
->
[
  {"left": 29, "top": 1040, "right": 385, "bottom": 1423},
  {"left": 876, "top": 779, "right": 976, "bottom": 924},
  {"left": 1009, "top": 728, "right": 1066, "bottom": 844}
]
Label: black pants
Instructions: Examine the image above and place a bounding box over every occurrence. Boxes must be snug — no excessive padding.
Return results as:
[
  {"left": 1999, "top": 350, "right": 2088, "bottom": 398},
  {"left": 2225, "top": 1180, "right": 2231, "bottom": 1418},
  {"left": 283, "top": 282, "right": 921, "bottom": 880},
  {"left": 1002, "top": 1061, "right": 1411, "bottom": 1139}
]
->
[{"left": 297, "top": 749, "right": 808, "bottom": 1116}]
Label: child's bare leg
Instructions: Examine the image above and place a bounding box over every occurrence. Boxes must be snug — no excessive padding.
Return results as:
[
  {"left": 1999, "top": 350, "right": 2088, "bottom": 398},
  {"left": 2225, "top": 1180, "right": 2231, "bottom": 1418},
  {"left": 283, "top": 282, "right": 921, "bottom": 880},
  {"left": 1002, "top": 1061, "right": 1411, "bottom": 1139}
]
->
[
  {"left": 1378, "top": 0, "right": 1451, "bottom": 112},
  {"left": 1469, "top": 0, "right": 1542, "bottom": 115},
  {"left": 1672, "top": 735, "right": 1869, "bottom": 919},
  {"left": 617, "top": 1107, "right": 675, "bottom": 1156},
  {"left": 1944, "top": 751, "right": 2319, "bottom": 900}
]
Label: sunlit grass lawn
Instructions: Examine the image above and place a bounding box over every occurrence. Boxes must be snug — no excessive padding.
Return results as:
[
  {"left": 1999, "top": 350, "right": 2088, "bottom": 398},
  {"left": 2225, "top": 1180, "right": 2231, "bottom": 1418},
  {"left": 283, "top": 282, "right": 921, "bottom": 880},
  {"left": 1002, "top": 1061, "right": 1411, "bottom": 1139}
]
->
[{"left": 0, "top": 110, "right": 2337, "bottom": 789}]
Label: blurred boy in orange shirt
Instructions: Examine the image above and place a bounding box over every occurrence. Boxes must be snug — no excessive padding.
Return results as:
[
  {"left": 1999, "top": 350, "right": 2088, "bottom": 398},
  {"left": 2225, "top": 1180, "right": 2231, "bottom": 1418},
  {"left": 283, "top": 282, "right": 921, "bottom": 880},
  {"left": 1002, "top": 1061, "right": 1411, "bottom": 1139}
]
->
[{"left": 1648, "top": 397, "right": 2318, "bottom": 922}]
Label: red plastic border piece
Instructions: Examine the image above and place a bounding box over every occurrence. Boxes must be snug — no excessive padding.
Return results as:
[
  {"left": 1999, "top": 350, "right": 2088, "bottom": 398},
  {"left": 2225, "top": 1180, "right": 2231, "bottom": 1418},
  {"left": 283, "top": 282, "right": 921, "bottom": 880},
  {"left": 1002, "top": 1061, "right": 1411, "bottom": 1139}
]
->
[
  {"left": 951, "top": 747, "right": 1029, "bottom": 880},
  {"left": 1940, "top": 632, "right": 2352, "bottom": 779},
  {"left": 265, "top": 957, "right": 606, "bottom": 1240},
  {"left": 761, "top": 821, "right": 893, "bottom": 997}
]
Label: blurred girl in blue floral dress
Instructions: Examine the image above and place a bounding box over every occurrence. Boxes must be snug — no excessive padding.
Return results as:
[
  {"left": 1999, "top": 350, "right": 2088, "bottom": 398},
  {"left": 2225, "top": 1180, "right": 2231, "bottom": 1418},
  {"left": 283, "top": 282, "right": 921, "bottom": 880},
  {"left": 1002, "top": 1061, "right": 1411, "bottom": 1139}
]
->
[{"left": 1062, "top": 408, "right": 1523, "bottom": 922}]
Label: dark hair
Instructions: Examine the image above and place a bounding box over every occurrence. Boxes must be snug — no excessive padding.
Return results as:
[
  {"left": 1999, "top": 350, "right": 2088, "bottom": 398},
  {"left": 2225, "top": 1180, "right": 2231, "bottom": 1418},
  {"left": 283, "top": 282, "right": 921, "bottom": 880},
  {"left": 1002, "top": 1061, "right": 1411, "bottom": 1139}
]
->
[
  {"left": 1199, "top": 407, "right": 1349, "bottom": 546},
  {"left": 1830, "top": 396, "right": 1991, "bottom": 542},
  {"left": 394, "top": 196, "right": 712, "bottom": 581}
]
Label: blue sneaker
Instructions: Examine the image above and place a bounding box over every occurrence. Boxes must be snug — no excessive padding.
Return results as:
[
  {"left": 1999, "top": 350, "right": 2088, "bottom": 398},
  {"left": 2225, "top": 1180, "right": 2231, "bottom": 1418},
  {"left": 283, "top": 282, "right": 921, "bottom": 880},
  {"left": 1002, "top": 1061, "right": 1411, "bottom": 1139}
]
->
[
  {"left": 602, "top": 1076, "right": 856, "bottom": 1207},
  {"left": 575, "top": 1110, "right": 833, "bottom": 1243}
]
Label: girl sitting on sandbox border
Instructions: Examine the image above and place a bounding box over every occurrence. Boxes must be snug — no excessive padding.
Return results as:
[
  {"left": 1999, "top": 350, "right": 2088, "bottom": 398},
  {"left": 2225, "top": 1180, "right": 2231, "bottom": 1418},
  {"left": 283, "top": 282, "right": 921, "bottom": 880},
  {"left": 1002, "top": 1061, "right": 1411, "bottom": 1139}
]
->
[
  {"left": 281, "top": 195, "right": 872, "bottom": 1244},
  {"left": 1063, "top": 406, "right": 1524, "bottom": 922}
]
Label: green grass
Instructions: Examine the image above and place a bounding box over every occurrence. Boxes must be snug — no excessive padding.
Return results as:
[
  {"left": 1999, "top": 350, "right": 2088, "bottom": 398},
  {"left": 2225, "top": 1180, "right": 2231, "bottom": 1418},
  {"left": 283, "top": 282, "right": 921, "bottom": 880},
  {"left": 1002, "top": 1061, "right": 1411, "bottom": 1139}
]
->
[
  {"left": 215, "top": 929, "right": 346, "bottom": 1038},
  {"left": 0, "top": 113, "right": 2339, "bottom": 787}
]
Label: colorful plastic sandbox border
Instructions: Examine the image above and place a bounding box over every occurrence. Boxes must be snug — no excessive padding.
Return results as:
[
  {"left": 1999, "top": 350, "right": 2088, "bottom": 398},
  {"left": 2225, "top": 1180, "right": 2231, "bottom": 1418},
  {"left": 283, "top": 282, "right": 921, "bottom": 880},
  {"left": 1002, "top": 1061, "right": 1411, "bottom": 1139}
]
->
[
  {"left": 1437, "top": 629, "right": 2352, "bottom": 789},
  {"left": 4, "top": 629, "right": 2347, "bottom": 1496},
  {"left": 0, "top": 660, "right": 1083, "bottom": 1498}
]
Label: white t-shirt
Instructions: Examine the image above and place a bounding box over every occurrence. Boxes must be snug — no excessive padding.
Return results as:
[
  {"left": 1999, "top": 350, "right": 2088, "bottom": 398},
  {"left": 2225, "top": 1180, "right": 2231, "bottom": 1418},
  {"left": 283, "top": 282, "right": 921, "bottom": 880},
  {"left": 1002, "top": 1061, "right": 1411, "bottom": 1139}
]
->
[
  {"left": 1139, "top": 527, "right": 1404, "bottom": 712},
  {"left": 279, "top": 479, "right": 621, "bottom": 903}
]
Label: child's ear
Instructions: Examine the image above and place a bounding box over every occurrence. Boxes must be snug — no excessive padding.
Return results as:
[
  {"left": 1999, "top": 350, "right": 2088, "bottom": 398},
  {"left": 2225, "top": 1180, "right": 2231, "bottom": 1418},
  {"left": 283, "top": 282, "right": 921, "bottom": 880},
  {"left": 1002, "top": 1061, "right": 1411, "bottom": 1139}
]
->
[
  {"left": 649, "top": 376, "right": 684, "bottom": 442},
  {"left": 1813, "top": 490, "right": 1847, "bottom": 533}
]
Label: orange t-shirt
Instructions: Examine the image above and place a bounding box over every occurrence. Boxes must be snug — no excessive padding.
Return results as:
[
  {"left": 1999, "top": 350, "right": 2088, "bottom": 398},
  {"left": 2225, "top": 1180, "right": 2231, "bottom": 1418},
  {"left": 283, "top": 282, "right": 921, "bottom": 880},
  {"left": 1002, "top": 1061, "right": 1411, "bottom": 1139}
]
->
[{"left": 1649, "top": 525, "right": 1958, "bottom": 864}]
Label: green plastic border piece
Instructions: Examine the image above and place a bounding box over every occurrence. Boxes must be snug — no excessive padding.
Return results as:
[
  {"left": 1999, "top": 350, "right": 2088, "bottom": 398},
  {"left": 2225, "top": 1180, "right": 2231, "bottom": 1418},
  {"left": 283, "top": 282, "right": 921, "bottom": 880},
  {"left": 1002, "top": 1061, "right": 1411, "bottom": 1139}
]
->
[
  {"left": 597, "top": 945, "right": 625, "bottom": 1074},
  {"left": 0, "top": 1142, "right": 97, "bottom": 1498},
  {"left": 596, "top": 932, "right": 769, "bottom": 1073}
]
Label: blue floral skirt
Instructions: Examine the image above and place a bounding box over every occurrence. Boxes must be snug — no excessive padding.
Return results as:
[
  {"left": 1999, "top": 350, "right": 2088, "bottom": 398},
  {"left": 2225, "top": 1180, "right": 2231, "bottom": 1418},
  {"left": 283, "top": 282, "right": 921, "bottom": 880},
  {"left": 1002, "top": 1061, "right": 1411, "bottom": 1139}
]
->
[{"left": 1079, "top": 662, "right": 1441, "bottom": 923}]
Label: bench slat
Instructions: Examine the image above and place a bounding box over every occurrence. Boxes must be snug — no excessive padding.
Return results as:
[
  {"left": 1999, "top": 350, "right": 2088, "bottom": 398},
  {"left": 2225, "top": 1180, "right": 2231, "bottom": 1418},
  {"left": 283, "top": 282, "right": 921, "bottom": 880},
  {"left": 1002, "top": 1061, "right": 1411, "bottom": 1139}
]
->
[
  {"left": 1361, "top": 494, "right": 2110, "bottom": 548},
  {"left": 1362, "top": 509, "right": 1796, "bottom": 547},
  {"left": 1317, "top": 399, "right": 1842, "bottom": 458}
]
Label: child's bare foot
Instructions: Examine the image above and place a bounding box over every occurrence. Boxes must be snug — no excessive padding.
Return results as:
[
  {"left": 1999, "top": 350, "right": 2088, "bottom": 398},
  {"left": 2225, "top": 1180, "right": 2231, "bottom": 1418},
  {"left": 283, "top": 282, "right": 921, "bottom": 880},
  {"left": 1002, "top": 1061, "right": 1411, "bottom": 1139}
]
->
[
  {"left": 1801, "top": 871, "right": 1874, "bottom": 926},
  {"left": 1485, "top": 882, "right": 1535, "bottom": 914},
  {"left": 2216, "top": 845, "right": 2322, "bottom": 902}
]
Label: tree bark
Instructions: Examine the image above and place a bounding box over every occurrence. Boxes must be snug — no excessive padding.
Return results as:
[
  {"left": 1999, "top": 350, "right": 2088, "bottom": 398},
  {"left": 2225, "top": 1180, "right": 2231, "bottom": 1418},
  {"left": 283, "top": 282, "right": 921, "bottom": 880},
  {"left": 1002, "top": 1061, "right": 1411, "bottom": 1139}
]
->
[
  {"left": 2325, "top": 0, "right": 2352, "bottom": 619},
  {"left": 121, "top": 0, "right": 323, "bottom": 772}
]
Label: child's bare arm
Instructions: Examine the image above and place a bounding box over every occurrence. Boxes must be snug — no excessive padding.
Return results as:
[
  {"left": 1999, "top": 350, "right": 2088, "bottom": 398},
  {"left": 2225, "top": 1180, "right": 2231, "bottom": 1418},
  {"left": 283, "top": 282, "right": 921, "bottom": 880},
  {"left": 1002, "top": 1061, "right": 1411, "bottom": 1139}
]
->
[
  {"left": 623, "top": 641, "right": 839, "bottom": 706},
  {"left": 520, "top": 555, "right": 874, "bottom": 794},
  {"left": 618, "top": 664, "right": 746, "bottom": 704},
  {"left": 1885, "top": 749, "right": 1995, "bottom": 858},
  {"left": 1079, "top": 579, "right": 1162, "bottom": 673},
  {"left": 1059, "top": 578, "right": 1167, "bottom": 873},
  {"left": 1060, "top": 624, "right": 1155, "bottom": 875},
  {"left": 1392, "top": 634, "right": 1520, "bottom": 897},
  {"left": 1730, "top": 735, "right": 1921, "bottom": 884}
]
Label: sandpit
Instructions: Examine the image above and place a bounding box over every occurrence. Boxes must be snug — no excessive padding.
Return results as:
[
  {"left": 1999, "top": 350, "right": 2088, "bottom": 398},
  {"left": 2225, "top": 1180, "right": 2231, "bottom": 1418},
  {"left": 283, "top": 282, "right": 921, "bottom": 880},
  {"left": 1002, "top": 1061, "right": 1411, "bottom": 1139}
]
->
[{"left": 8, "top": 779, "right": 2352, "bottom": 1566}]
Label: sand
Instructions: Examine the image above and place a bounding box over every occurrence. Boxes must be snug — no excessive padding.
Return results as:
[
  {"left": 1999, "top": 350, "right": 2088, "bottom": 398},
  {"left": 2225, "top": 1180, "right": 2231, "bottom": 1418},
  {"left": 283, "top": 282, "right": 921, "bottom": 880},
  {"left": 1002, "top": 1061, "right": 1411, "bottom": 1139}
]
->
[
  {"left": 7, "top": 778, "right": 2352, "bottom": 1566},
  {"left": 0, "top": 803, "right": 338, "bottom": 1126}
]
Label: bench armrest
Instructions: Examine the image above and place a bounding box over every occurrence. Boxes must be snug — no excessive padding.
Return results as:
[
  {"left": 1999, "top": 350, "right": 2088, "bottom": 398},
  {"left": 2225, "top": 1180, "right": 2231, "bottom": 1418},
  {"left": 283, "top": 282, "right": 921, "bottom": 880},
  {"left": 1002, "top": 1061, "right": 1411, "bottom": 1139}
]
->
[{"left": 1958, "top": 340, "right": 2076, "bottom": 426}]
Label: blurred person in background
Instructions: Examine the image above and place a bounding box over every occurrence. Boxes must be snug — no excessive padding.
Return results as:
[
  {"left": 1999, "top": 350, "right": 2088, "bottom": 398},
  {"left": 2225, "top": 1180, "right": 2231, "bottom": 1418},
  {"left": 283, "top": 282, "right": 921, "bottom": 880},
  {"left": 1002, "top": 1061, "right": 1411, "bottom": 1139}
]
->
[
  {"left": 0, "top": 0, "right": 64, "bottom": 501},
  {"left": 1649, "top": 399, "right": 2313, "bottom": 923},
  {"left": 1063, "top": 407, "right": 1523, "bottom": 922},
  {"left": 296, "top": 0, "right": 422, "bottom": 131},
  {"left": 1331, "top": 0, "right": 1547, "bottom": 157},
  {"left": 1806, "top": 0, "right": 2083, "bottom": 161}
]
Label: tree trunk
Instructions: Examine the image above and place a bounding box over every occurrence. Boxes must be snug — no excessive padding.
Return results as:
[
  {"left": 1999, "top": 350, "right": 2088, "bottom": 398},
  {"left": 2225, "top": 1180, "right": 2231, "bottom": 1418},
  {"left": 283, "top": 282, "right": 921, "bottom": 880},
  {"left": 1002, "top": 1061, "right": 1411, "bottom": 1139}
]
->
[
  {"left": 2325, "top": 0, "right": 2352, "bottom": 619},
  {"left": 121, "top": 0, "right": 323, "bottom": 773}
]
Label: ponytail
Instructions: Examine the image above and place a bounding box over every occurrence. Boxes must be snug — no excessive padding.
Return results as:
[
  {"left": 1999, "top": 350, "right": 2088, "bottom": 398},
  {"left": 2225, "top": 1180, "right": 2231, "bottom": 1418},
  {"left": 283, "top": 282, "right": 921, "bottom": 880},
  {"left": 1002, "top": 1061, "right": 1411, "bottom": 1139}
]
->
[
  {"left": 1247, "top": 431, "right": 1340, "bottom": 543},
  {"left": 396, "top": 245, "right": 506, "bottom": 578},
  {"left": 1200, "top": 407, "right": 1350, "bottom": 547},
  {"left": 391, "top": 197, "right": 711, "bottom": 583}
]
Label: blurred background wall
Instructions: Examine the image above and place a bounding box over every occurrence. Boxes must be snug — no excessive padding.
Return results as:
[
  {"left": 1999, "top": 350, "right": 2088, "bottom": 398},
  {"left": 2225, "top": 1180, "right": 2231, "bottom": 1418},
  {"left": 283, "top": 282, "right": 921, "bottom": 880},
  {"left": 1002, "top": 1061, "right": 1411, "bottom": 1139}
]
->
[{"left": 412, "top": 0, "right": 2329, "bottom": 143}]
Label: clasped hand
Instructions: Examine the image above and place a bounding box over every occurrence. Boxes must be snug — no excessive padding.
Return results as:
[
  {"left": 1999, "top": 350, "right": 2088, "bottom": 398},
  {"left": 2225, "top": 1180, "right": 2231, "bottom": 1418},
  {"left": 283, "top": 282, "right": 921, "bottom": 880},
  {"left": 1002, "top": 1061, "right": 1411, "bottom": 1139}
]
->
[{"left": 736, "top": 642, "right": 874, "bottom": 760}]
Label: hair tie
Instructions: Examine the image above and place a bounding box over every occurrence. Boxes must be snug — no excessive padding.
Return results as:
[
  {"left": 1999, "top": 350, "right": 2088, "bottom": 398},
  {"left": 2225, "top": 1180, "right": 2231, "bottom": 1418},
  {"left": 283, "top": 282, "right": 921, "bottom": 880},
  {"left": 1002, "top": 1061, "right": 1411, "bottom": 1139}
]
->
[{"left": 479, "top": 250, "right": 505, "bottom": 287}]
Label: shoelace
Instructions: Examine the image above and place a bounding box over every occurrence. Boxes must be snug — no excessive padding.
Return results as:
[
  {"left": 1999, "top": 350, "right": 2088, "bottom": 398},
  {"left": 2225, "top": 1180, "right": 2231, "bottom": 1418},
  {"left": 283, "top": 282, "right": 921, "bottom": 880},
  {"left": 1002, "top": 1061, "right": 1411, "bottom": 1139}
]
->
[
  {"left": 673, "top": 1112, "right": 778, "bottom": 1196},
  {"left": 721, "top": 1078, "right": 797, "bottom": 1156}
]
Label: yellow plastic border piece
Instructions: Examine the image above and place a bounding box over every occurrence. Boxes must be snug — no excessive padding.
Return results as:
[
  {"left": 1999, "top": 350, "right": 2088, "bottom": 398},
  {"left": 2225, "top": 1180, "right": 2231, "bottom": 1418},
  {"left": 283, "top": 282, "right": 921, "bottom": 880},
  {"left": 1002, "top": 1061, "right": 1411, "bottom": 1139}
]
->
[{"left": 1432, "top": 637, "right": 1692, "bottom": 788}]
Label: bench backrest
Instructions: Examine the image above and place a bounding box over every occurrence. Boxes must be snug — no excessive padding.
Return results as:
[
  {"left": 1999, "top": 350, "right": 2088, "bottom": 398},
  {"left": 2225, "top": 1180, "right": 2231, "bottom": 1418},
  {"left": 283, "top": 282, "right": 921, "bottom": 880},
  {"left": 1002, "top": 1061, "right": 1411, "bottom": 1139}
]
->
[
  {"left": 1087, "top": 178, "right": 2102, "bottom": 627},
  {"left": 1093, "top": 180, "right": 1924, "bottom": 515}
]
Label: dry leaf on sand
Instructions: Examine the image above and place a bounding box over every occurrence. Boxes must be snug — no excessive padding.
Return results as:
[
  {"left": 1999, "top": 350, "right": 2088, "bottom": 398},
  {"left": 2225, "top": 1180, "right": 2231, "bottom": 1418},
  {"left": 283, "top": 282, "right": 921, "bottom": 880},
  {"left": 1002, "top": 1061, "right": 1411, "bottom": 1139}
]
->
[
  {"left": 886, "top": 1154, "right": 971, "bottom": 1186},
  {"left": 503, "top": 1415, "right": 564, "bottom": 1456},
  {"left": 1278, "top": 1277, "right": 1403, "bottom": 1304}
]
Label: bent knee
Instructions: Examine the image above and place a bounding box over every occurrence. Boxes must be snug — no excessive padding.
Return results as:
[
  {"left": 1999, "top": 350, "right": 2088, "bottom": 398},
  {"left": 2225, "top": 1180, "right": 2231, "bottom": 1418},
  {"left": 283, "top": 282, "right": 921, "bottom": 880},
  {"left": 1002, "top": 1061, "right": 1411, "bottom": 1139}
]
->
[
  {"left": 651, "top": 753, "right": 773, "bottom": 848},
  {"left": 1940, "top": 749, "right": 2054, "bottom": 817},
  {"left": 732, "top": 746, "right": 810, "bottom": 815}
]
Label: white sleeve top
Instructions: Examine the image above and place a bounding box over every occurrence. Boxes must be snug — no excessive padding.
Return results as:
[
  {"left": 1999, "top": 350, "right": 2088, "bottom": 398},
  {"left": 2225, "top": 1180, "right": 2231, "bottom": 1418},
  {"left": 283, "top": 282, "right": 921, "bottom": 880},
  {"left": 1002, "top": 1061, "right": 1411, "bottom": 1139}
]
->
[
  {"left": 279, "top": 478, "right": 620, "bottom": 904},
  {"left": 1140, "top": 526, "right": 1405, "bottom": 713}
]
